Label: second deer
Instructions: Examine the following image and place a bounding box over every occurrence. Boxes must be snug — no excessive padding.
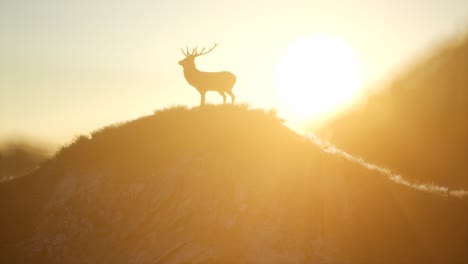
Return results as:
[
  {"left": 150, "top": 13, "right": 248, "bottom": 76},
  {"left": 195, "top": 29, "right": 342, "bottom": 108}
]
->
[{"left": 179, "top": 43, "right": 236, "bottom": 106}]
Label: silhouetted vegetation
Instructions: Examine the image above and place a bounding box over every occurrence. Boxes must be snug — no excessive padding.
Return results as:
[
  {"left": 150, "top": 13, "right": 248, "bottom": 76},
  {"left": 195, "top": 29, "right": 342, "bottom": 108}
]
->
[
  {"left": 319, "top": 35, "right": 468, "bottom": 189},
  {"left": 0, "top": 104, "right": 466, "bottom": 263}
]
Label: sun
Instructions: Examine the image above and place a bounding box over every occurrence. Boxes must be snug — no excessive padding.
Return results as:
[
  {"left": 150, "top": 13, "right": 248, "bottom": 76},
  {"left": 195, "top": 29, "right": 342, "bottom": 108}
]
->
[{"left": 277, "top": 34, "right": 363, "bottom": 125}]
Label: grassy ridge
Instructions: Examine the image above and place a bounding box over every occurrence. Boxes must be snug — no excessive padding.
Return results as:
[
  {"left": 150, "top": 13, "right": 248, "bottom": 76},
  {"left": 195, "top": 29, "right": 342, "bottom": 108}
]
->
[
  {"left": 0, "top": 104, "right": 466, "bottom": 263},
  {"left": 319, "top": 36, "right": 468, "bottom": 189}
]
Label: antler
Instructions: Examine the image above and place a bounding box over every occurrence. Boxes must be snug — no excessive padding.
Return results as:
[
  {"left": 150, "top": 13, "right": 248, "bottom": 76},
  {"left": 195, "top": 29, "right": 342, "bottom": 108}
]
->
[
  {"left": 195, "top": 42, "right": 219, "bottom": 57},
  {"left": 181, "top": 46, "right": 193, "bottom": 56},
  {"left": 181, "top": 42, "right": 219, "bottom": 57}
]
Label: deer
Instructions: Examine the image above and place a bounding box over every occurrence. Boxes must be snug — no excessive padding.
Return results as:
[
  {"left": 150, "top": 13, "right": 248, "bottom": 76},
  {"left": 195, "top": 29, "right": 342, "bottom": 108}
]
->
[{"left": 178, "top": 43, "right": 237, "bottom": 106}]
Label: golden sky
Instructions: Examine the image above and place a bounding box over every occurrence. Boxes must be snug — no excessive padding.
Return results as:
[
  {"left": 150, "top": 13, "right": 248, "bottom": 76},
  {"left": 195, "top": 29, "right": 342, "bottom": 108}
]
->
[{"left": 1, "top": 0, "right": 467, "bottom": 147}]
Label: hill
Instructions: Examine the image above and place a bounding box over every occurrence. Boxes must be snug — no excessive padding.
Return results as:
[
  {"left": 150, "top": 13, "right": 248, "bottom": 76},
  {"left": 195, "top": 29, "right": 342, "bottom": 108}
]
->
[
  {"left": 0, "top": 140, "right": 51, "bottom": 182},
  {"left": 0, "top": 104, "right": 467, "bottom": 263},
  {"left": 318, "top": 35, "right": 468, "bottom": 189}
]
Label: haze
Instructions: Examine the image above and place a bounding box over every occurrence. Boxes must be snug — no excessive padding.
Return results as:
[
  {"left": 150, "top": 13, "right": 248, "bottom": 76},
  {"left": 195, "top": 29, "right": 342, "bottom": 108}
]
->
[{"left": 1, "top": 0, "right": 467, "bottom": 147}]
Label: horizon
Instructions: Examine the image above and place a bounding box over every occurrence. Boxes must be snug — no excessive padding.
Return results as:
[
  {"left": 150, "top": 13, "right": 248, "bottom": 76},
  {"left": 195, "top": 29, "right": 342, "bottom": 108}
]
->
[
  {"left": 1, "top": 2, "right": 468, "bottom": 261},
  {"left": 1, "top": 0, "right": 468, "bottom": 148}
]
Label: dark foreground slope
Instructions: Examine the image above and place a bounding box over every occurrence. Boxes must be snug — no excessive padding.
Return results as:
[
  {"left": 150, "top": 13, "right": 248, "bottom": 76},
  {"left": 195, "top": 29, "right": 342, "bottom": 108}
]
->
[
  {"left": 0, "top": 105, "right": 467, "bottom": 263},
  {"left": 319, "top": 36, "right": 468, "bottom": 189}
]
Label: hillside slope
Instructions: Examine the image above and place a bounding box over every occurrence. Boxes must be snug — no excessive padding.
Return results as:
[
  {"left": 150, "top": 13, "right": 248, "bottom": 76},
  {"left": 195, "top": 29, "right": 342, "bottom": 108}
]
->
[
  {"left": 0, "top": 105, "right": 467, "bottom": 263},
  {"left": 319, "top": 36, "right": 468, "bottom": 189}
]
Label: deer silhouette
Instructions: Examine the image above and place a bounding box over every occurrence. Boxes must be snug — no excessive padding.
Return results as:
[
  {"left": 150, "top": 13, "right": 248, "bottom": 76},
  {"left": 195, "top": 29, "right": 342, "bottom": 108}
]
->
[{"left": 179, "top": 43, "right": 236, "bottom": 106}]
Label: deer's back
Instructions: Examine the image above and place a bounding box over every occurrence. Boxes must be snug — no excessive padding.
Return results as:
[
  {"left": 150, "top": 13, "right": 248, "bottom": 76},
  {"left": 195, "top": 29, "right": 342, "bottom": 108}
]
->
[{"left": 188, "top": 71, "right": 236, "bottom": 92}]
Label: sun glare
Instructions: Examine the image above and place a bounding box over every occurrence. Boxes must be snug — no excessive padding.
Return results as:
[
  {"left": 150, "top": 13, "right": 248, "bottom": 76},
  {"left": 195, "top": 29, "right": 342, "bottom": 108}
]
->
[{"left": 277, "top": 34, "right": 363, "bottom": 125}]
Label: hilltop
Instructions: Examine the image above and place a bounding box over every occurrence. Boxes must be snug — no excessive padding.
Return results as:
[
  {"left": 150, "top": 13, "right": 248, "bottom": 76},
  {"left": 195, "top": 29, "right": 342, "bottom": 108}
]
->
[
  {"left": 319, "top": 35, "right": 468, "bottom": 189},
  {"left": 0, "top": 104, "right": 467, "bottom": 263}
]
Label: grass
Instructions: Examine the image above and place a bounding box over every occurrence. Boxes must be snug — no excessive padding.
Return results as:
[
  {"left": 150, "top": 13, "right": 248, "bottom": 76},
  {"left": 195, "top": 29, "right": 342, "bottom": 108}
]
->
[{"left": 0, "top": 104, "right": 467, "bottom": 263}]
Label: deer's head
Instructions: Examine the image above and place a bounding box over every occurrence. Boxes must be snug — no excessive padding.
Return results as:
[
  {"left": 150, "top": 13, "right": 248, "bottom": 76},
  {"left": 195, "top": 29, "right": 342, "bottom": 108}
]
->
[{"left": 178, "top": 42, "right": 219, "bottom": 69}]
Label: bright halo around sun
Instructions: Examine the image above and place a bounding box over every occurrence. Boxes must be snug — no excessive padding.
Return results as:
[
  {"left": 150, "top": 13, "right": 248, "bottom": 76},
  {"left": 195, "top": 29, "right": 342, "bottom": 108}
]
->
[{"left": 277, "top": 34, "right": 363, "bottom": 124}]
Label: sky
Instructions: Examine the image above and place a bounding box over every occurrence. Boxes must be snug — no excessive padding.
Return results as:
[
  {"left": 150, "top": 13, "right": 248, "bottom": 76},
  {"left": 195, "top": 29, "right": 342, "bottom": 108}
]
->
[{"left": 1, "top": 0, "right": 468, "bottom": 148}]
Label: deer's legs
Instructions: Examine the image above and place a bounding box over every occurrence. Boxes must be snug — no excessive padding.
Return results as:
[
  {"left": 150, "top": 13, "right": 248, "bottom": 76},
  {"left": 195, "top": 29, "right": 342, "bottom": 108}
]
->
[
  {"left": 200, "top": 92, "right": 206, "bottom": 106},
  {"left": 218, "top": 91, "right": 227, "bottom": 103},
  {"left": 226, "top": 91, "right": 235, "bottom": 104}
]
